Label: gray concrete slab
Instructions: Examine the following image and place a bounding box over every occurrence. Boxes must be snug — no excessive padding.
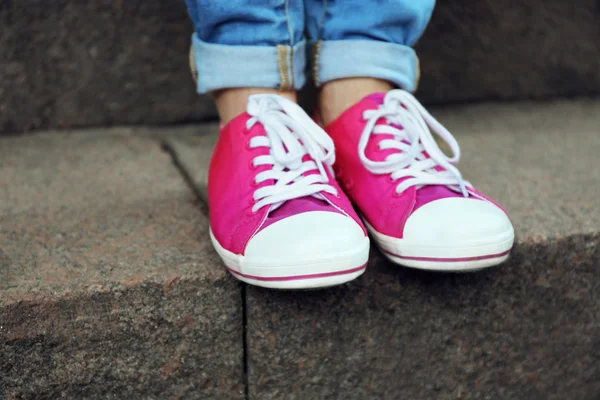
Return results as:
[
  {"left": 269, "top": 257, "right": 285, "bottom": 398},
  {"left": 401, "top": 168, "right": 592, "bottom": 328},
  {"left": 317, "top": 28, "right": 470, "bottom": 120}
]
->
[
  {"left": 0, "top": 129, "right": 244, "bottom": 399},
  {"left": 163, "top": 124, "right": 219, "bottom": 204},
  {"left": 165, "top": 99, "right": 600, "bottom": 399},
  {"left": 246, "top": 241, "right": 599, "bottom": 400},
  {"left": 0, "top": 1, "right": 216, "bottom": 134}
]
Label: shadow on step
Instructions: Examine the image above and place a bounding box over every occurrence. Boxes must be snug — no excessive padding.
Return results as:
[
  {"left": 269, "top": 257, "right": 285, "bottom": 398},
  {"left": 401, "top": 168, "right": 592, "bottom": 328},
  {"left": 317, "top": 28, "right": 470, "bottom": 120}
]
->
[{"left": 245, "top": 235, "right": 600, "bottom": 400}]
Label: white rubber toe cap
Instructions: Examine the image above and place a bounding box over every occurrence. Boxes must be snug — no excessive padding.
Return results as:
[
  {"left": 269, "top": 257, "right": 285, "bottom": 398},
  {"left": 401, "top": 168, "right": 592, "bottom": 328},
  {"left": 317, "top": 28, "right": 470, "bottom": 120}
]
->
[
  {"left": 403, "top": 197, "right": 514, "bottom": 247},
  {"left": 244, "top": 211, "right": 366, "bottom": 263}
]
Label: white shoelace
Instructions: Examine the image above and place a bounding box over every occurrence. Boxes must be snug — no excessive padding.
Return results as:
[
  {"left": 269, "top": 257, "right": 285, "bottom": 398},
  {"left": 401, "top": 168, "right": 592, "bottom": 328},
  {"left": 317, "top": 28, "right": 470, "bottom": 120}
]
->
[
  {"left": 246, "top": 94, "right": 338, "bottom": 213},
  {"left": 360, "top": 89, "right": 472, "bottom": 196}
]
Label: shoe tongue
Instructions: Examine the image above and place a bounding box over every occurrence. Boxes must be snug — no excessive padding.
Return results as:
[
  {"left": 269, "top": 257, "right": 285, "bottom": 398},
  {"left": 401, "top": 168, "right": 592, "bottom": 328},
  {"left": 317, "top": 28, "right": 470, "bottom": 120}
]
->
[
  {"left": 364, "top": 92, "right": 387, "bottom": 105},
  {"left": 414, "top": 185, "right": 462, "bottom": 210},
  {"left": 263, "top": 197, "right": 339, "bottom": 229},
  {"left": 363, "top": 92, "right": 405, "bottom": 130}
]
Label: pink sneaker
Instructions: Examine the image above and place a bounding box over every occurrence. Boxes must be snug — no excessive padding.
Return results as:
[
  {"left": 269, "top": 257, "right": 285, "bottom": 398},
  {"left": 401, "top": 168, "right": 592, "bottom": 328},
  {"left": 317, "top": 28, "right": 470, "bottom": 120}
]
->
[
  {"left": 325, "top": 90, "right": 514, "bottom": 271},
  {"left": 208, "top": 94, "right": 369, "bottom": 289}
]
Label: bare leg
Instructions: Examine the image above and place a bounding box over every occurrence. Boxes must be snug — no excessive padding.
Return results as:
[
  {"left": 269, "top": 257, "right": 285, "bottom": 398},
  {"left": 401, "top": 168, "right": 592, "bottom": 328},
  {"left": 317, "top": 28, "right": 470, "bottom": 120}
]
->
[
  {"left": 214, "top": 88, "right": 298, "bottom": 124},
  {"left": 318, "top": 78, "right": 394, "bottom": 127}
]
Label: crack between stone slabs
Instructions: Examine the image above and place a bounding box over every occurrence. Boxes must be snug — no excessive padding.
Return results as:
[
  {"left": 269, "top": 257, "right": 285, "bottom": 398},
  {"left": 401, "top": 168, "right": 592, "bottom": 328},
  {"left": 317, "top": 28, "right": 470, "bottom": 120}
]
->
[
  {"left": 160, "top": 138, "right": 250, "bottom": 400},
  {"left": 241, "top": 283, "right": 250, "bottom": 400},
  {"left": 160, "top": 139, "right": 209, "bottom": 209}
]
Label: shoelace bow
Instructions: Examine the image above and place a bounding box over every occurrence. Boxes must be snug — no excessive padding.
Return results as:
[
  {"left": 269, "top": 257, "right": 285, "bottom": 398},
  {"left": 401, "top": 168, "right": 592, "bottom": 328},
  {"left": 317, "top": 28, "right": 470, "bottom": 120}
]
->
[
  {"left": 246, "top": 94, "right": 338, "bottom": 213},
  {"left": 359, "top": 89, "right": 471, "bottom": 196}
]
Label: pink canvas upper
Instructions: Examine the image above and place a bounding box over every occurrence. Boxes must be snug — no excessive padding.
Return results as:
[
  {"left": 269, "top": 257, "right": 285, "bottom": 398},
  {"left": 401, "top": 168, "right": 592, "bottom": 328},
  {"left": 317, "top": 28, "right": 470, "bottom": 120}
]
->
[
  {"left": 209, "top": 112, "right": 366, "bottom": 255},
  {"left": 325, "top": 93, "right": 507, "bottom": 239}
]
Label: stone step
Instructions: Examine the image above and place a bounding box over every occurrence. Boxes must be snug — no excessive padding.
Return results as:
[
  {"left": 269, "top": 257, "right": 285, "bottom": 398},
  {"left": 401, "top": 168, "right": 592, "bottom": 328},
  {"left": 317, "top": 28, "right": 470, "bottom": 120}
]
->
[
  {"left": 2, "top": 100, "right": 599, "bottom": 398},
  {"left": 165, "top": 99, "right": 600, "bottom": 400},
  {"left": 2, "top": 0, "right": 600, "bottom": 134},
  {"left": 0, "top": 130, "right": 244, "bottom": 398}
]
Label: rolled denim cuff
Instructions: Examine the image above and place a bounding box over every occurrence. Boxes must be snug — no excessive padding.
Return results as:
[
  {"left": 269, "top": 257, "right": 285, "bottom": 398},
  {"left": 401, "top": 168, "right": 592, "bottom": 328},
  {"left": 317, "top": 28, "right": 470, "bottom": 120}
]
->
[
  {"left": 310, "top": 40, "right": 420, "bottom": 92},
  {"left": 190, "top": 34, "right": 307, "bottom": 94}
]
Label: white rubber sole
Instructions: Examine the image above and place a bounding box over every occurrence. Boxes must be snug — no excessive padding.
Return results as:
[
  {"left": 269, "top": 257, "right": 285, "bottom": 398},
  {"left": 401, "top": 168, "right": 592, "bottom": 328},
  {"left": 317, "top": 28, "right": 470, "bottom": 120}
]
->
[
  {"left": 209, "top": 228, "right": 370, "bottom": 289},
  {"left": 363, "top": 219, "right": 514, "bottom": 272}
]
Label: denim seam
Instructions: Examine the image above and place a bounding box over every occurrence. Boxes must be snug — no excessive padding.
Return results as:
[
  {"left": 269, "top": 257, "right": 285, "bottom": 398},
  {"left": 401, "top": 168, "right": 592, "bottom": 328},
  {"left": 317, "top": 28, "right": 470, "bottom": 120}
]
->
[
  {"left": 317, "top": 0, "right": 328, "bottom": 40},
  {"left": 189, "top": 44, "right": 197, "bottom": 84},
  {"left": 310, "top": 0, "right": 328, "bottom": 85},
  {"left": 277, "top": 45, "right": 291, "bottom": 90},
  {"left": 414, "top": 57, "right": 421, "bottom": 90},
  {"left": 284, "top": 0, "right": 295, "bottom": 45},
  {"left": 311, "top": 41, "right": 322, "bottom": 86},
  {"left": 289, "top": 46, "right": 295, "bottom": 89},
  {"left": 280, "top": 0, "right": 294, "bottom": 90}
]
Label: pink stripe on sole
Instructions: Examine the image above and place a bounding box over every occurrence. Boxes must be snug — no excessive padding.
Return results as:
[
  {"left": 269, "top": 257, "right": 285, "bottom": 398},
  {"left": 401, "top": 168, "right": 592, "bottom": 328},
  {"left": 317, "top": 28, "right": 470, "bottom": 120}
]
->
[
  {"left": 382, "top": 249, "right": 512, "bottom": 262},
  {"left": 226, "top": 264, "right": 366, "bottom": 282}
]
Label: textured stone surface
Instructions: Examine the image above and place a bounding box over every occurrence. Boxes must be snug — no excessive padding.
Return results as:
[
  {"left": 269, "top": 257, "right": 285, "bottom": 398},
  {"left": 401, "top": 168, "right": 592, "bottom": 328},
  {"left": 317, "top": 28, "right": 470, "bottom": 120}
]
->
[
  {"left": 163, "top": 124, "right": 219, "bottom": 203},
  {"left": 0, "top": 129, "right": 243, "bottom": 398},
  {"left": 416, "top": 0, "right": 600, "bottom": 104},
  {"left": 166, "top": 100, "right": 600, "bottom": 399},
  {"left": 2, "top": 0, "right": 600, "bottom": 134},
  {"left": 0, "top": 0, "right": 215, "bottom": 134},
  {"left": 1, "top": 281, "right": 244, "bottom": 399},
  {"left": 246, "top": 240, "right": 599, "bottom": 400}
]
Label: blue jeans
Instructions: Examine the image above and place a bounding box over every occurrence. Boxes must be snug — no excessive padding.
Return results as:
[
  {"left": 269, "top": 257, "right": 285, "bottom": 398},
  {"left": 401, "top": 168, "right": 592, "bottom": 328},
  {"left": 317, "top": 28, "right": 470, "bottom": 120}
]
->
[{"left": 185, "top": 0, "right": 435, "bottom": 94}]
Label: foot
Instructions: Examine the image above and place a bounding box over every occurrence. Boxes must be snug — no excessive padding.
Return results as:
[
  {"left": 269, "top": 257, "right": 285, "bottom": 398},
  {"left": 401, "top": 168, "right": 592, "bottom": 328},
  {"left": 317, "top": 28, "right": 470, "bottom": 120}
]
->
[
  {"left": 324, "top": 90, "right": 514, "bottom": 271},
  {"left": 209, "top": 94, "right": 369, "bottom": 288}
]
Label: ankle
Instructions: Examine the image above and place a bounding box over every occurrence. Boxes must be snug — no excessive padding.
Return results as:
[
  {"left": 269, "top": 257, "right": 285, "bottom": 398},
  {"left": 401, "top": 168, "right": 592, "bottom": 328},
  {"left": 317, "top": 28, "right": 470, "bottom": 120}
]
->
[
  {"left": 214, "top": 88, "right": 297, "bottom": 124},
  {"left": 318, "top": 78, "right": 394, "bottom": 126}
]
